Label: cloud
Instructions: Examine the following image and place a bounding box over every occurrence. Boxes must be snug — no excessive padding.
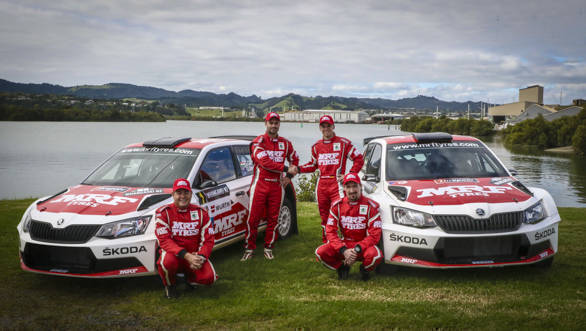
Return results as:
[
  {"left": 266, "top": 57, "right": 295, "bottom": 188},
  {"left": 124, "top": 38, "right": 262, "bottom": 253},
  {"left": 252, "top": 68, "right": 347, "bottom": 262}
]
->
[{"left": 1, "top": 0, "right": 585, "bottom": 104}]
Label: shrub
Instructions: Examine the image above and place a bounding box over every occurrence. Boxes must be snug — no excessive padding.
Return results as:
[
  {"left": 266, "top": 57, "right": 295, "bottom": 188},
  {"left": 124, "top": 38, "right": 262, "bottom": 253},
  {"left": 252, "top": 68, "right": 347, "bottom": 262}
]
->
[{"left": 295, "top": 173, "right": 317, "bottom": 202}]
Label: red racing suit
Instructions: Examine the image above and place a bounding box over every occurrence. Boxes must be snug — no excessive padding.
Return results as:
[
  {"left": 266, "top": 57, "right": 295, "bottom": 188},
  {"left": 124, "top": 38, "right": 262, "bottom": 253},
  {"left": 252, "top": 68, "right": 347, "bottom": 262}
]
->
[
  {"left": 155, "top": 203, "right": 217, "bottom": 286},
  {"left": 245, "top": 133, "right": 299, "bottom": 250},
  {"left": 299, "top": 135, "right": 364, "bottom": 242},
  {"left": 315, "top": 195, "right": 383, "bottom": 271}
]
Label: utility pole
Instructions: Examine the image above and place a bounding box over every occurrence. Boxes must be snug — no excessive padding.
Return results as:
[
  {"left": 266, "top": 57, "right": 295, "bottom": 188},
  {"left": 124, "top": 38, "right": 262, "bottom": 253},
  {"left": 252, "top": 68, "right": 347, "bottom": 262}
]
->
[{"left": 467, "top": 104, "right": 470, "bottom": 120}]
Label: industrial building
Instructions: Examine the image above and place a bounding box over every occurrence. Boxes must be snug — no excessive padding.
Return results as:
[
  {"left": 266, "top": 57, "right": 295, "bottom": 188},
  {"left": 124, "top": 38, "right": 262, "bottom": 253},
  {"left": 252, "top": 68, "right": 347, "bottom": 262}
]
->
[
  {"left": 281, "top": 109, "right": 369, "bottom": 123},
  {"left": 488, "top": 85, "right": 544, "bottom": 122}
]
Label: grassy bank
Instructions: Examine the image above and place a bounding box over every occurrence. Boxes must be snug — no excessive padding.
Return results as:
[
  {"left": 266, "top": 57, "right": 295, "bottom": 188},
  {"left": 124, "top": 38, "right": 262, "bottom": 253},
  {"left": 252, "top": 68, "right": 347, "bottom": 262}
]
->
[{"left": 1, "top": 199, "right": 584, "bottom": 329}]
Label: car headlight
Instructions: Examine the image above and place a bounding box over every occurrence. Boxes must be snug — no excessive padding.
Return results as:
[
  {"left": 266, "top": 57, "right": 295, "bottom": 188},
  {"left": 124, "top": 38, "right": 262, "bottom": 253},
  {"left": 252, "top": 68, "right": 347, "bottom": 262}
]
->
[
  {"left": 523, "top": 200, "right": 546, "bottom": 224},
  {"left": 392, "top": 206, "right": 436, "bottom": 228},
  {"left": 22, "top": 209, "right": 33, "bottom": 233},
  {"left": 96, "top": 215, "right": 152, "bottom": 239}
]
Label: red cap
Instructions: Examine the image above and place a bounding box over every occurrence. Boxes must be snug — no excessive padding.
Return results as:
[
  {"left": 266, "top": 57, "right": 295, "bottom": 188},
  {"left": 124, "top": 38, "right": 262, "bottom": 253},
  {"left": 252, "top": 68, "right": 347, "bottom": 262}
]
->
[
  {"left": 265, "top": 112, "right": 280, "bottom": 121},
  {"left": 319, "top": 115, "right": 334, "bottom": 125},
  {"left": 173, "top": 178, "right": 192, "bottom": 192},
  {"left": 342, "top": 173, "right": 361, "bottom": 186}
]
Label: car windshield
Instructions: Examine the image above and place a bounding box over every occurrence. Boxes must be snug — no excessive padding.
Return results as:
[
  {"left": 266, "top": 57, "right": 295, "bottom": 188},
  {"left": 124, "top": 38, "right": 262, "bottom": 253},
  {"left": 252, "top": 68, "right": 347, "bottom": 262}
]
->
[
  {"left": 83, "top": 147, "right": 200, "bottom": 187},
  {"left": 386, "top": 141, "right": 508, "bottom": 180}
]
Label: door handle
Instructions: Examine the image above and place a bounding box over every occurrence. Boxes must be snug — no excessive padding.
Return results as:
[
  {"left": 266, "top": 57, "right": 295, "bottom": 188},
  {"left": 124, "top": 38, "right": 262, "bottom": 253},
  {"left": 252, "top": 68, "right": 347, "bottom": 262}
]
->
[{"left": 236, "top": 191, "right": 245, "bottom": 197}]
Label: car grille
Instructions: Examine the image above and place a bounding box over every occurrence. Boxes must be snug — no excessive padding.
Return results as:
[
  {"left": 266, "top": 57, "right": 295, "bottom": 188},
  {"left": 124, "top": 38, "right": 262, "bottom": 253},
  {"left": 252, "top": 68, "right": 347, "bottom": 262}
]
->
[
  {"left": 433, "top": 212, "right": 523, "bottom": 234},
  {"left": 22, "top": 243, "right": 143, "bottom": 274},
  {"left": 29, "top": 220, "right": 101, "bottom": 244}
]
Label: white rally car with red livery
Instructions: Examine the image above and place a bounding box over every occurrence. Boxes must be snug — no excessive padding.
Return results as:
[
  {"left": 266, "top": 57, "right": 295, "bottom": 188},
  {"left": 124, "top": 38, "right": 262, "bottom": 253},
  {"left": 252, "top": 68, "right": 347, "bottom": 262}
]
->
[
  {"left": 17, "top": 137, "right": 297, "bottom": 277},
  {"left": 360, "top": 132, "right": 560, "bottom": 270}
]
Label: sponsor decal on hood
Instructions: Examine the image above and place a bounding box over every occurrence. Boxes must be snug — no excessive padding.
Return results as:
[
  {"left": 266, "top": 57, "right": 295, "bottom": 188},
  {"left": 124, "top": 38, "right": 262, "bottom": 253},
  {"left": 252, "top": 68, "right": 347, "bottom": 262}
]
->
[
  {"left": 37, "top": 185, "right": 172, "bottom": 215},
  {"left": 400, "top": 177, "right": 532, "bottom": 205}
]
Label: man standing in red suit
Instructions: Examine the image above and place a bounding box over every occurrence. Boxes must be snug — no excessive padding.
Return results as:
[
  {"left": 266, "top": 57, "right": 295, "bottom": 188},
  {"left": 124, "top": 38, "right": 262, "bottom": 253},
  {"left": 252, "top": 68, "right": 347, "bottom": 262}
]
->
[
  {"left": 242, "top": 112, "right": 299, "bottom": 261},
  {"left": 300, "top": 115, "right": 364, "bottom": 242}
]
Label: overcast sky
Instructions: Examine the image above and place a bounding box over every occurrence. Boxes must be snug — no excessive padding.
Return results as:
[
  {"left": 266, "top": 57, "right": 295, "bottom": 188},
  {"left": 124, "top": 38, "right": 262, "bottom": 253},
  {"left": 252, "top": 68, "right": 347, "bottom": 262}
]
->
[{"left": 1, "top": 0, "right": 585, "bottom": 104}]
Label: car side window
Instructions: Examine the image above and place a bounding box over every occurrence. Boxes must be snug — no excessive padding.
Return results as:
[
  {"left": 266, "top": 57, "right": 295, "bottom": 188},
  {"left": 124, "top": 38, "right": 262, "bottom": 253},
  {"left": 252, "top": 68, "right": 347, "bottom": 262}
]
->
[
  {"left": 362, "top": 144, "right": 375, "bottom": 172},
  {"left": 365, "top": 144, "right": 382, "bottom": 177},
  {"left": 232, "top": 145, "right": 254, "bottom": 177},
  {"left": 198, "top": 147, "right": 237, "bottom": 184}
]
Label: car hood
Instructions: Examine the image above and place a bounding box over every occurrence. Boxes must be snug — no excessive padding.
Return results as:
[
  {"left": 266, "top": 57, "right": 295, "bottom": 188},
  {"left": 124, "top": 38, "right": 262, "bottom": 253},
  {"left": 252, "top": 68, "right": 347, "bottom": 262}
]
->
[
  {"left": 388, "top": 177, "right": 532, "bottom": 206},
  {"left": 35, "top": 185, "right": 172, "bottom": 216}
]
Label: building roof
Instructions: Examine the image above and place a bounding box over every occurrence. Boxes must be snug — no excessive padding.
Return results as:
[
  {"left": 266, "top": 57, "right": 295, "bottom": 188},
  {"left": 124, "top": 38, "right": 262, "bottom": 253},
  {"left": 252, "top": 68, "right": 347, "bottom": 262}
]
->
[
  {"left": 510, "top": 104, "right": 554, "bottom": 124},
  {"left": 545, "top": 106, "right": 582, "bottom": 122}
]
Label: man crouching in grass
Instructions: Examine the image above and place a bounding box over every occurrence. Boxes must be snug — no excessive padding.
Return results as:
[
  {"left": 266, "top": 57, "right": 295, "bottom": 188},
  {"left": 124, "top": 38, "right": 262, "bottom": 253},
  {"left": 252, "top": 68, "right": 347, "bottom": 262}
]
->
[
  {"left": 315, "top": 173, "right": 383, "bottom": 281},
  {"left": 155, "top": 178, "right": 217, "bottom": 298}
]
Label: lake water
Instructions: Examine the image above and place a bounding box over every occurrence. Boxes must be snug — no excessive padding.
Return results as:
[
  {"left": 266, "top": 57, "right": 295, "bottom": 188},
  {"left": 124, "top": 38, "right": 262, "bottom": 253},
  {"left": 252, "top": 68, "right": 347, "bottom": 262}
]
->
[{"left": 1, "top": 121, "right": 585, "bottom": 207}]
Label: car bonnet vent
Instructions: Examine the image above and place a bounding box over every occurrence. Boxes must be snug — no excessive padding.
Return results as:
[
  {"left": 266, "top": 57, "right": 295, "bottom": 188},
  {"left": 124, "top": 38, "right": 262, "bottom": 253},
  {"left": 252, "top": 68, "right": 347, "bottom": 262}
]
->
[
  {"left": 510, "top": 181, "right": 533, "bottom": 196},
  {"left": 412, "top": 132, "right": 453, "bottom": 144},
  {"left": 137, "top": 194, "right": 172, "bottom": 211},
  {"left": 143, "top": 137, "right": 191, "bottom": 148},
  {"left": 388, "top": 185, "right": 408, "bottom": 201}
]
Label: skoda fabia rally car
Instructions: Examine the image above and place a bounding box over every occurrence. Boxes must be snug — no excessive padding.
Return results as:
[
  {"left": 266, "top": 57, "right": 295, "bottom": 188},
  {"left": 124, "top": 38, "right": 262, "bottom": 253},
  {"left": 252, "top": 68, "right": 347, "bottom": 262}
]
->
[
  {"left": 17, "top": 137, "right": 297, "bottom": 277},
  {"left": 360, "top": 132, "right": 560, "bottom": 269}
]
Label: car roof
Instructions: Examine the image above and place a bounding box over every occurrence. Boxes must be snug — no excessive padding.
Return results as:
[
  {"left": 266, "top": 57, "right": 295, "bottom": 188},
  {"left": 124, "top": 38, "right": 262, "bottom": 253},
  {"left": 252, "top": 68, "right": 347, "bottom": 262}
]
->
[
  {"left": 383, "top": 134, "right": 480, "bottom": 145},
  {"left": 125, "top": 137, "right": 250, "bottom": 149}
]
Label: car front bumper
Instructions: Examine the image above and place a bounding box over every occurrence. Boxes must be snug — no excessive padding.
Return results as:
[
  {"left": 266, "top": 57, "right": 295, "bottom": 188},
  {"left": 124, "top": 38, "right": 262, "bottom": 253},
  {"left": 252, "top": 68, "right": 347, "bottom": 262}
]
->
[
  {"left": 380, "top": 215, "right": 560, "bottom": 268},
  {"left": 18, "top": 231, "right": 158, "bottom": 278}
]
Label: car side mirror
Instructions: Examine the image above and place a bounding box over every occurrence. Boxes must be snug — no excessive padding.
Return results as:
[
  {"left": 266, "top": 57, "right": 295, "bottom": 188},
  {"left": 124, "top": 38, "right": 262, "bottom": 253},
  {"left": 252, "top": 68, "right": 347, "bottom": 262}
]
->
[
  {"left": 362, "top": 174, "right": 380, "bottom": 182},
  {"left": 509, "top": 169, "right": 518, "bottom": 176},
  {"left": 198, "top": 179, "right": 217, "bottom": 189}
]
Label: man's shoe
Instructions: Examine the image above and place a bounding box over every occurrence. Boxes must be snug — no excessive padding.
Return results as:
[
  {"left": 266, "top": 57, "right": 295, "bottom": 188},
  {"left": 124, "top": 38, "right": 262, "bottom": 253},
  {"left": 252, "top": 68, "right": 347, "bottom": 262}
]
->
[
  {"left": 240, "top": 249, "right": 254, "bottom": 261},
  {"left": 359, "top": 265, "right": 370, "bottom": 281},
  {"left": 337, "top": 265, "right": 350, "bottom": 280},
  {"left": 263, "top": 248, "right": 274, "bottom": 260},
  {"left": 165, "top": 285, "right": 179, "bottom": 299}
]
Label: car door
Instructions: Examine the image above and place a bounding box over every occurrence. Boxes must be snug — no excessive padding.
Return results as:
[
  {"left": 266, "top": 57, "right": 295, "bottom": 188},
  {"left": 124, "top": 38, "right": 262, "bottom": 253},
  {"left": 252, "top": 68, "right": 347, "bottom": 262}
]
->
[
  {"left": 191, "top": 144, "right": 253, "bottom": 247},
  {"left": 190, "top": 146, "right": 243, "bottom": 245}
]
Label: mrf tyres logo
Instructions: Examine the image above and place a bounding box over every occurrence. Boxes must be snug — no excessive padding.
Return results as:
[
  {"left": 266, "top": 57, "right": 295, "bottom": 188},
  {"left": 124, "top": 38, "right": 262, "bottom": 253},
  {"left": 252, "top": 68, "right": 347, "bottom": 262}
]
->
[
  {"left": 103, "top": 245, "right": 147, "bottom": 256},
  {"left": 416, "top": 185, "right": 512, "bottom": 198},
  {"left": 340, "top": 216, "right": 366, "bottom": 230},
  {"left": 51, "top": 194, "right": 138, "bottom": 208},
  {"left": 389, "top": 233, "right": 428, "bottom": 246},
  {"left": 535, "top": 227, "right": 556, "bottom": 241}
]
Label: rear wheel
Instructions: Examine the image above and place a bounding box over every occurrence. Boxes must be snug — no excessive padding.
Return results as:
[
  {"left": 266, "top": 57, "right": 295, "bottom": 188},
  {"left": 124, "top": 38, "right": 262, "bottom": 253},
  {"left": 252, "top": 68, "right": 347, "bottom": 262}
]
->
[{"left": 277, "top": 197, "right": 296, "bottom": 239}]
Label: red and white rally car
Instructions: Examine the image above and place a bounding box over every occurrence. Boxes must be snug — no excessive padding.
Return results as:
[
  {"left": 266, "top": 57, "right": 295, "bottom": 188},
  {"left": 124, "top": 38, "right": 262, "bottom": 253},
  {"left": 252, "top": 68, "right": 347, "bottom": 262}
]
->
[
  {"left": 360, "top": 132, "right": 560, "bottom": 269},
  {"left": 17, "top": 137, "right": 297, "bottom": 277}
]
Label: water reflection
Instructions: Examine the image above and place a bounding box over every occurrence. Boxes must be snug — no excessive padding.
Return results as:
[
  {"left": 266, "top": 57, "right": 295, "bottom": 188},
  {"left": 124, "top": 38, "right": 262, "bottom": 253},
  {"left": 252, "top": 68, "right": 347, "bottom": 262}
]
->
[
  {"left": 0, "top": 121, "right": 584, "bottom": 207},
  {"left": 483, "top": 135, "right": 586, "bottom": 207}
]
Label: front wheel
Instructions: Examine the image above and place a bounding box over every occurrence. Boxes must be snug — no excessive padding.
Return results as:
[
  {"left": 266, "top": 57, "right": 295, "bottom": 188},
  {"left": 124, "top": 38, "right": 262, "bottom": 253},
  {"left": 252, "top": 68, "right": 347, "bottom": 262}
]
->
[{"left": 277, "top": 197, "right": 297, "bottom": 239}]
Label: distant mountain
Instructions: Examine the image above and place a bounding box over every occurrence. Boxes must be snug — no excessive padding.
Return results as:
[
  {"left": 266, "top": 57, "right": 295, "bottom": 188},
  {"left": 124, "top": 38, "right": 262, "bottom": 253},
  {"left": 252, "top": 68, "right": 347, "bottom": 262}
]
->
[{"left": 0, "top": 78, "right": 487, "bottom": 112}]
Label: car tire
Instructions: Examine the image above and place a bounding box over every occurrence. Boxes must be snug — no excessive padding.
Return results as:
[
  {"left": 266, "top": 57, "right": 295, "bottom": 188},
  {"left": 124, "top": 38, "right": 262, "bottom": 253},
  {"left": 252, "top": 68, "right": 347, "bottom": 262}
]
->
[
  {"left": 533, "top": 256, "right": 554, "bottom": 269},
  {"left": 277, "top": 197, "right": 296, "bottom": 239}
]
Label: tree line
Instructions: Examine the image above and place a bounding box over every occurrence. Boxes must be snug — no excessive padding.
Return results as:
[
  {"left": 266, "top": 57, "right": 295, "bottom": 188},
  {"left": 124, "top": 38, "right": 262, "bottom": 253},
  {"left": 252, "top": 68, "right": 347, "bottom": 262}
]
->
[
  {"left": 399, "top": 116, "right": 495, "bottom": 136},
  {"left": 0, "top": 93, "right": 187, "bottom": 121},
  {"left": 500, "top": 108, "right": 586, "bottom": 155}
]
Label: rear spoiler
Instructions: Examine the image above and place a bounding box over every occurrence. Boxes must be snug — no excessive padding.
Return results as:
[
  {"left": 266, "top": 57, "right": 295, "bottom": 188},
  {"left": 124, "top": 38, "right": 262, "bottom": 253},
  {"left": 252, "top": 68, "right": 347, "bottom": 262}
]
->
[
  {"left": 209, "top": 135, "right": 256, "bottom": 141},
  {"left": 363, "top": 135, "right": 403, "bottom": 145}
]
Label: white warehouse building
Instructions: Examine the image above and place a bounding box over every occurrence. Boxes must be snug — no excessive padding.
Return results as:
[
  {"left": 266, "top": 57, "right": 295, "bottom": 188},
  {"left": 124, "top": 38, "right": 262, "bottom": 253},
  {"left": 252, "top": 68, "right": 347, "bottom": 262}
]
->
[{"left": 281, "top": 109, "right": 369, "bottom": 123}]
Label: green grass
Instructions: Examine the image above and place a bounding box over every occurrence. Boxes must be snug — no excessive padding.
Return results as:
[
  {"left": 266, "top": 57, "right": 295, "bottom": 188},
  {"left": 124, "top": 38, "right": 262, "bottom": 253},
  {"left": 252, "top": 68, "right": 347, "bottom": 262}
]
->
[{"left": 1, "top": 200, "right": 585, "bottom": 329}]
